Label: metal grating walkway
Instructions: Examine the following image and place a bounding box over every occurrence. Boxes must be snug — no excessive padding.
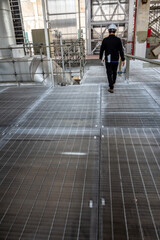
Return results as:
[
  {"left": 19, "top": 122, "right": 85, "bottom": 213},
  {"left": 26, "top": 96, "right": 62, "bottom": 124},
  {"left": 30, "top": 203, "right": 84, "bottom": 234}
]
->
[{"left": 0, "top": 63, "right": 160, "bottom": 239}]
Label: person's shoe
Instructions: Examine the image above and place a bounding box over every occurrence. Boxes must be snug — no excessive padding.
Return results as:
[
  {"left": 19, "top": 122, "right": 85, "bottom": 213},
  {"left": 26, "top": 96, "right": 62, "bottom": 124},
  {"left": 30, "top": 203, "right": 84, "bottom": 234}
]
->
[{"left": 108, "top": 88, "right": 114, "bottom": 93}]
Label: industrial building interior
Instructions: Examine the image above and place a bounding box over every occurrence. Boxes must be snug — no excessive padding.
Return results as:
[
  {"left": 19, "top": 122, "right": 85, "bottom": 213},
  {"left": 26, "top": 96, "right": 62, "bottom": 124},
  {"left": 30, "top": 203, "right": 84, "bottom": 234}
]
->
[{"left": 0, "top": 0, "right": 160, "bottom": 239}]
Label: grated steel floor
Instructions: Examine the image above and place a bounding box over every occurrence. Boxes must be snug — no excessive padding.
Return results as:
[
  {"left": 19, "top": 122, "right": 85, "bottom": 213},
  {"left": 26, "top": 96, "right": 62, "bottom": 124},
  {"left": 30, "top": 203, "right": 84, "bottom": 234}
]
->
[{"left": 0, "top": 62, "right": 160, "bottom": 239}]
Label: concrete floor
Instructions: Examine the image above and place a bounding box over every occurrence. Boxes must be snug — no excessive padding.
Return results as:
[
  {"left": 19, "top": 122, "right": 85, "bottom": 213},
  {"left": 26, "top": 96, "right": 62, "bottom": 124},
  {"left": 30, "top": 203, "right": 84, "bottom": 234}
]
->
[{"left": 0, "top": 60, "right": 160, "bottom": 239}]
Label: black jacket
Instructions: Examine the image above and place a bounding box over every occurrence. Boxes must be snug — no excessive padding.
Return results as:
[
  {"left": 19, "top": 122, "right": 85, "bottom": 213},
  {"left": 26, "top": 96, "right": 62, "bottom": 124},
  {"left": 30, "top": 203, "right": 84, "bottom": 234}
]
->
[{"left": 99, "top": 35, "right": 125, "bottom": 62}]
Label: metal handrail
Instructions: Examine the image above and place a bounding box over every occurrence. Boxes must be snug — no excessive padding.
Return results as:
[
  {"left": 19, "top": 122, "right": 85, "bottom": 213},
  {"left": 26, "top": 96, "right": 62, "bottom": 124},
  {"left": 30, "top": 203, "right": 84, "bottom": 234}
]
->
[
  {"left": 0, "top": 42, "right": 85, "bottom": 85},
  {"left": 125, "top": 54, "right": 160, "bottom": 79}
]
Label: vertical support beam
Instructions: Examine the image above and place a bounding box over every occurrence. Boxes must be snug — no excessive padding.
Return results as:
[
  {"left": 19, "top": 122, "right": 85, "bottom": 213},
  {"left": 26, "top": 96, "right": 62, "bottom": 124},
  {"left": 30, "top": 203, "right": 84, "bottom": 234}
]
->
[
  {"left": 127, "top": 0, "right": 134, "bottom": 54},
  {"left": 41, "top": 0, "right": 54, "bottom": 86},
  {"left": 134, "top": 0, "right": 150, "bottom": 57},
  {"left": 78, "top": 0, "right": 82, "bottom": 39},
  {"left": 10, "top": 48, "right": 19, "bottom": 85},
  {"left": 60, "top": 32, "right": 65, "bottom": 84},
  {"left": 85, "top": 0, "right": 91, "bottom": 54},
  {"left": 78, "top": 0, "right": 81, "bottom": 31}
]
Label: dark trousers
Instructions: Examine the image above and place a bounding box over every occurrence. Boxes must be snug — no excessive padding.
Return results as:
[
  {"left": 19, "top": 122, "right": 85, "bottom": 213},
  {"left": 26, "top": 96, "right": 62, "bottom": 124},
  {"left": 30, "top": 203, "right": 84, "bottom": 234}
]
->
[{"left": 105, "top": 62, "right": 119, "bottom": 89}]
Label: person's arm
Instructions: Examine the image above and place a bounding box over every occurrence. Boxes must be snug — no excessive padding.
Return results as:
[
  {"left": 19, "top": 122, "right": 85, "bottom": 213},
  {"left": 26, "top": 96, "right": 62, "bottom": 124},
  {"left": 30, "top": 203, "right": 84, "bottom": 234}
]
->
[
  {"left": 119, "top": 39, "right": 125, "bottom": 65},
  {"left": 99, "top": 39, "right": 105, "bottom": 60}
]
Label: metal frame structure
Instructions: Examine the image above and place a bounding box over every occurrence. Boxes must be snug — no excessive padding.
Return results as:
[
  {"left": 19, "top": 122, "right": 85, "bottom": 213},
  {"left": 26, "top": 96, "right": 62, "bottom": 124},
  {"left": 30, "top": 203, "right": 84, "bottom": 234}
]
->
[
  {"left": 149, "top": 0, "right": 160, "bottom": 37},
  {"left": 0, "top": 42, "right": 85, "bottom": 86},
  {"left": 86, "top": 0, "right": 130, "bottom": 54},
  {"left": 0, "top": 0, "right": 86, "bottom": 86}
]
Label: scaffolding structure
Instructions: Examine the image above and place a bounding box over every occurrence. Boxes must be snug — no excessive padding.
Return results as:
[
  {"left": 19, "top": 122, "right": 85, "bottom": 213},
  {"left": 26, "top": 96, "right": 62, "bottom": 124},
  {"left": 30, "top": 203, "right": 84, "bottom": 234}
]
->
[
  {"left": 0, "top": 40, "right": 86, "bottom": 86},
  {"left": 52, "top": 37, "right": 85, "bottom": 66}
]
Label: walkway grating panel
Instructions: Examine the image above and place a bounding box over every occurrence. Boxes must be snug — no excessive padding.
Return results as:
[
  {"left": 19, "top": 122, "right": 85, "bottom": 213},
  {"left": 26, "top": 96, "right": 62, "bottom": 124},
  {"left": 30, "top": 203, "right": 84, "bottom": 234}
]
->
[
  {"left": 0, "top": 85, "right": 99, "bottom": 239},
  {"left": 0, "top": 74, "right": 160, "bottom": 240},
  {"left": 0, "top": 139, "right": 99, "bottom": 239},
  {"left": 100, "top": 128, "right": 160, "bottom": 240}
]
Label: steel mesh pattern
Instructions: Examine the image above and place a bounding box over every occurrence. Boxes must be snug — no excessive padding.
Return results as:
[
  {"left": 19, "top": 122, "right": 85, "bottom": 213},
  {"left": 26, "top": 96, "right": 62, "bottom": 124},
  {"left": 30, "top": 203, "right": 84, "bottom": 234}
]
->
[
  {"left": 0, "top": 85, "right": 100, "bottom": 239},
  {"left": 100, "top": 83, "right": 160, "bottom": 239},
  {"left": 100, "top": 128, "right": 160, "bottom": 240},
  {"left": 0, "top": 86, "right": 48, "bottom": 129},
  {"left": 0, "top": 79, "right": 160, "bottom": 240},
  {"left": 102, "top": 86, "right": 160, "bottom": 128}
]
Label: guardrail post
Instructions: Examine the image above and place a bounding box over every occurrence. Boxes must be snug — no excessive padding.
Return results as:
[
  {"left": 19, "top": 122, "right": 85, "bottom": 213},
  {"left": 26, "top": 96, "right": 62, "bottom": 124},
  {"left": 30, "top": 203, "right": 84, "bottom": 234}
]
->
[
  {"left": 118, "top": 59, "right": 122, "bottom": 75},
  {"left": 10, "top": 48, "right": 19, "bottom": 86},
  {"left": 125, "top": 56, "right": 130, "bottom": 80},
  {"left": 41, "top": 0, "right": 54, "bottom": 87},
  {"left": 40, "top": 46, "right": 45, "bottom": 83}
]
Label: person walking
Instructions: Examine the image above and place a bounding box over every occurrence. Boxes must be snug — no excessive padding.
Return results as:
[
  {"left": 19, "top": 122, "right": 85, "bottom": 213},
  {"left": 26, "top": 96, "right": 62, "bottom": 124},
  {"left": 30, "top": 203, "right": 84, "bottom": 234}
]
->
[{"left": 99, "top": 24, "right": 125, "bottom": 93}]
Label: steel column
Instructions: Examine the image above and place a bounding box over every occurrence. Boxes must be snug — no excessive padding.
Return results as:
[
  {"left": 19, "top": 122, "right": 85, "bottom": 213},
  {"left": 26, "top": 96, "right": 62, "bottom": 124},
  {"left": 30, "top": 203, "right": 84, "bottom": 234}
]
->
[
  {"left": 85, "top": 0, "right": 92, "bottom": 54},
  {"left": 127, "top": 0, "right": 134, "bottom": 54},
  {"left": 41, "top": 0, "right": 54, "bottom": 86}
]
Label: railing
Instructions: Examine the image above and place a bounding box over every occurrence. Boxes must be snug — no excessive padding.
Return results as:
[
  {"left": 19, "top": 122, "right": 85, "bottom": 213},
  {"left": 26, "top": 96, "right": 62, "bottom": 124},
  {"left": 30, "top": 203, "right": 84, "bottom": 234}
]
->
[
  {"left": 125, "top": 54, "right": 160, "bottom": 80},
  {"left": 0, "top": 42, "right": 86, "bottom": 86}
]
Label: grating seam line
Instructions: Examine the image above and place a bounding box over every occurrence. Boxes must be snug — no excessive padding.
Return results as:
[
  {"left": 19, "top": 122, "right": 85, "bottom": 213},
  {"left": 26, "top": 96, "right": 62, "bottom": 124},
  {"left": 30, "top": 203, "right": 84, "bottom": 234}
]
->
[{"left": 62, "top": 103, "right": 98, "bottom": 240}]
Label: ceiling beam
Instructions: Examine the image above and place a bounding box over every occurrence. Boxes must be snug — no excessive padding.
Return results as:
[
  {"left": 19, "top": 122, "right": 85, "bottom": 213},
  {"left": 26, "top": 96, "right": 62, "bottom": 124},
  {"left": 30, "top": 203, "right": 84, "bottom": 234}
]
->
[
  {"left": 150, "top": 0, "right": 160, "bottom": 4},
  {"left": 91, "top": 20, "right": 128, "bottom": 26},
  {"left": 150, "top": 6, "right": 160, "bottom": 10}
]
